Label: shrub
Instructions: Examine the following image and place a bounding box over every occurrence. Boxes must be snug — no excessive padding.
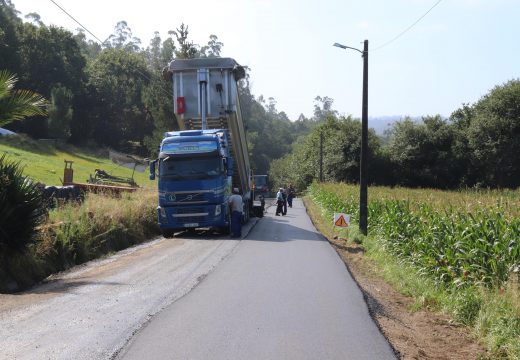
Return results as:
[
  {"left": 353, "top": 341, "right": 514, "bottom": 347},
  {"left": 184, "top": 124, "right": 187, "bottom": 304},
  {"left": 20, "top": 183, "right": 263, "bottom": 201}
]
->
[{"left": 0, "top": 154, "right": 45, "bottom": 254}]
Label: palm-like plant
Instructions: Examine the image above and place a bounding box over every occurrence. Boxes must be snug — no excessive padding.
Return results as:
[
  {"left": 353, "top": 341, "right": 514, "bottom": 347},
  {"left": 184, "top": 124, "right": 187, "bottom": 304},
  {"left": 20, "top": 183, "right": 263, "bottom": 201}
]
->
[
  {"left": 0, "top": 154, "right": 45, "bottom": 254},
  {"left": 0, "top": 70, "right": 47, "bottom": 127}
]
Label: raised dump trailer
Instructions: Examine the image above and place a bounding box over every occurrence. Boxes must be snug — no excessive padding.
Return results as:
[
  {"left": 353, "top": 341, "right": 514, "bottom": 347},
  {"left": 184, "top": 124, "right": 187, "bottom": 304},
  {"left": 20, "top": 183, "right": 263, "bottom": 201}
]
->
[{"left": 150, "top": 57, "right": 257, "bottom": 236}]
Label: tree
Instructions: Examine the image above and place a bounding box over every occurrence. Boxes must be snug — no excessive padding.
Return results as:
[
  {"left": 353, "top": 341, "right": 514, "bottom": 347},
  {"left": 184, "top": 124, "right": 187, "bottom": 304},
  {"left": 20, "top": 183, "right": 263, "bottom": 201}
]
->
[
  {"left": 105, "top": 21, "right": 141, "bottom": 52},
  {"left": 200, "top": 35, "right": 223, "bottom": 58},
  {"left": 160, "top": 34, "right": 176, "bottom": 65},
  {"left": 86, "top": 48, "right": 151, "bottom": 148},
  {"left": 172, "top": 24, "right": 198, "bottom": 59},
  {"left": 24, "top": 12, "right": 43, "bottom": 27},
  {"left": 464, "top": 79, "right": 520, "bottom": 188},
  {"left": 313, "top": 96, "right": 338, "bottom": 122},
  {"left": 0, "top": 0, "right": 23, "bottom": 75},
  {"left": 0, "top": 70, "right": 46, "bottom": 127},
  {"left": 13, "top": 23, "right": 86, "bottom": 138},
  {"left": 385, "top": 116, "right": 459, "bottom": 188},
  {"left": 73, "top": 29, "right": 102, "bottom": 61},
  {"left": 142, "top": 76, "right": 177, "bottom": 156},
  {"left": 268, "top": 114, "right": 384, "bottom": 191},
  {"left": 146, "top": 31, "right": 163, "bottom": 71},
  {"left": 47, "top": 85, "right": 73, "bottom": 140}
]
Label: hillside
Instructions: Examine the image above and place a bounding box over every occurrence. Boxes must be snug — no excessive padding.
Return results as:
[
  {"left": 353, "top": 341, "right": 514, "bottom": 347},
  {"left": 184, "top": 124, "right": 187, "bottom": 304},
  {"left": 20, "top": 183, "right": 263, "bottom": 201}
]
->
[{"left": 0, "top": 136, "right": 150, "bottom": 187}]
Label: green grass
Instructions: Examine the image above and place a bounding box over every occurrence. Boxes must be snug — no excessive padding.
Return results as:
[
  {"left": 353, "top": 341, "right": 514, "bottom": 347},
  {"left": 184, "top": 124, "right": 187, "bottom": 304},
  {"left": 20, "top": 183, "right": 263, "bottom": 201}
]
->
[{"left": 0, "top": 135, "right": 151, "bottom": 187}]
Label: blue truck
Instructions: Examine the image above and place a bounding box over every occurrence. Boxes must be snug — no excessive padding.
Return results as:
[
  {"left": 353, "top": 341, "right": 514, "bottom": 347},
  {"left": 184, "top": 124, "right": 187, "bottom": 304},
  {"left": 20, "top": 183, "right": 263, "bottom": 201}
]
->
[{"left": 150, "top": 58, "right": 258, "bottom": 237}]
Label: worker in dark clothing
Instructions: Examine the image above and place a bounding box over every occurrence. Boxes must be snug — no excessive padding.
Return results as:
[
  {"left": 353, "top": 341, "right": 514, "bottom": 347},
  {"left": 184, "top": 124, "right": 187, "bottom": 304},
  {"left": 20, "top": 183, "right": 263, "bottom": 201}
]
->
[
  {"left": 287, "top": 184, "right": 295, "bottom": 208},
  {"left": 228, "top": 187, "right": 243, "bottom": 237},
  {"left": 275, "top": 188, "right": 284, "bottom": 216},
  {"left": 282, "top": 188, "right": 287, "bottom": 215}
]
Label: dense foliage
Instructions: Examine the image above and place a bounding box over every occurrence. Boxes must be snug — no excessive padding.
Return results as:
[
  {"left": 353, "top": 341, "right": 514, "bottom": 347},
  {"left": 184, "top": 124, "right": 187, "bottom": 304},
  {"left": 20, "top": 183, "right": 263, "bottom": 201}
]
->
[
  {"left": 271, "top": 80, "right": 520, "bottom": 191},
  {"left": 0, "top": 1, "right": 304, "bottom": 172}
]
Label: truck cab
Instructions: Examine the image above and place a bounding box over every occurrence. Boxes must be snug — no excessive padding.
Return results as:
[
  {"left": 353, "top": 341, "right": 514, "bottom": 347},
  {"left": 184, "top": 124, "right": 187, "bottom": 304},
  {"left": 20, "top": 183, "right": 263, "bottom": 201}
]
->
[{"left": 150, "top": 130, "right": 234, "bottom": 237}]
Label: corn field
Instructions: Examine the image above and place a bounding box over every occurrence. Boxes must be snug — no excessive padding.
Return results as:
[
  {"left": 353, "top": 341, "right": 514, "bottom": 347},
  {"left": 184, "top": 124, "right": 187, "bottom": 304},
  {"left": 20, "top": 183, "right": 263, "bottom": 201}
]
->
[{"left": 309, "top": 183, "right": 520, "bottom": 288}]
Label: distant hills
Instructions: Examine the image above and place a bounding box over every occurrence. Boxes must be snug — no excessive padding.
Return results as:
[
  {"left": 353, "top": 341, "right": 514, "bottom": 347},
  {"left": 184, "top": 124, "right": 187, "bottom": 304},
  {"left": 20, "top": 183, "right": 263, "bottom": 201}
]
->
[{"left": 368, "top": 115, "right": 422, "bottom": 135}]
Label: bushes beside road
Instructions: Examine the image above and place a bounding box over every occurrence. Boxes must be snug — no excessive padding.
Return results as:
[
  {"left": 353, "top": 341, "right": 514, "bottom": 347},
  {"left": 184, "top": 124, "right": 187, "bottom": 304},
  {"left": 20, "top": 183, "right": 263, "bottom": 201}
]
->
[{"left": 0, "top": 188, "right": 159, "bottom": 292}]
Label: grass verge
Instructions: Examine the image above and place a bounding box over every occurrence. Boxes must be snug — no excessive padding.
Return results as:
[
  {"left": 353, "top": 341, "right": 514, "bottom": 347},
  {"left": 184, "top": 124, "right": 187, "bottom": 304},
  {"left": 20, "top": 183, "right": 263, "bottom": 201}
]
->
[{"left": 0, "top": 189, "right": 159, "bottom": 292}]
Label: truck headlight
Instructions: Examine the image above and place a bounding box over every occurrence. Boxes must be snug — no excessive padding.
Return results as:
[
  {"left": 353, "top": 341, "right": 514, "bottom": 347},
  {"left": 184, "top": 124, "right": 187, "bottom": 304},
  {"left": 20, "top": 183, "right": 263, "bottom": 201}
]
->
[{"left": 215, "top": 204, "right": 222, "bottom": 216}]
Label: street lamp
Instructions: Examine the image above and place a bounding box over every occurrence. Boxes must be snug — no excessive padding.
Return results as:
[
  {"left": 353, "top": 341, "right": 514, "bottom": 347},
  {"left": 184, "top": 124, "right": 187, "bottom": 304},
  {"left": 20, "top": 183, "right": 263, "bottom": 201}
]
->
[{"left": 333, "top": 40, "right": 369, "bottom": 235}]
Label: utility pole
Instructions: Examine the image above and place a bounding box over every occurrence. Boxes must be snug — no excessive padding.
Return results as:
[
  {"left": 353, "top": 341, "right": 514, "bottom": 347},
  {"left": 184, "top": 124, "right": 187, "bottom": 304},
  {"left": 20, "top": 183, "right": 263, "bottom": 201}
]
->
[
  {"left": 359, "top": 40, "right": 368, "bottom": 235},
  {"left": 333, "top": 39, "right": 369, "bottom": 235},
  {"left": 319, "top": 131, "right": 323, "bottom": 182}
]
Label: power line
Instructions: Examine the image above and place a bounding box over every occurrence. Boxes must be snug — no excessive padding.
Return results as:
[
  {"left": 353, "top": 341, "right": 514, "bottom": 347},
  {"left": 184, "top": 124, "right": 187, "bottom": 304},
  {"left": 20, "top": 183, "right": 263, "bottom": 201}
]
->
[
  {"left": 48, "top": 0, "right": 105, "bottom": 44},
  {"left": 371, "top": 0, "right": 443, "bottom": 52},
  {"left": 48, "top": 0, "right": 172, "bottom": 98}
]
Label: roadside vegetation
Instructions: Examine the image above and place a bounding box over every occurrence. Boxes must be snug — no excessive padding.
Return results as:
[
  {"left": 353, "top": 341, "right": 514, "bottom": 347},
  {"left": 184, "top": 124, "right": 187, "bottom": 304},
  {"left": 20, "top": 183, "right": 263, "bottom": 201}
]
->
[
  {"left": 0, "top": 138, "right": 159, "bottom": 292},
  {"left": 306, "top": 182, "right": 520, "bottom": 359},
  {"left": 0, "top": 178, "right": 159, "bottom": 292}
]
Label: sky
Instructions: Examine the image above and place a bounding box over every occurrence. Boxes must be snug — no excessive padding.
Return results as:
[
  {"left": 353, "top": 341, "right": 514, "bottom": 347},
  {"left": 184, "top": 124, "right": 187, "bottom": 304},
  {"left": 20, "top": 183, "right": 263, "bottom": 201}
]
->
[{"left": 9, "top": 0, "right": 520, "bottom": 120}]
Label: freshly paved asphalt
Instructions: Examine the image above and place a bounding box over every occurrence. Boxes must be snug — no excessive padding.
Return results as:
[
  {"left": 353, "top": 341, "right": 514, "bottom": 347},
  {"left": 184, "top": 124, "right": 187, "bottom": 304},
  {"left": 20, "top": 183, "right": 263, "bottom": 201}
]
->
[{"left": 118, "top": 199, "right": 396, "bottom": 360}]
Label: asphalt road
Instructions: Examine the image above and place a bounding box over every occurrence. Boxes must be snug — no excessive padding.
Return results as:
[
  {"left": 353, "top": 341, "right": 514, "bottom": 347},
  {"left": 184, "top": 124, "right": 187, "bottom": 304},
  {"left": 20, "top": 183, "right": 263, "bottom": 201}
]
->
[
  {"left": 0, "top": 231, "right": 243, "bottom": 360},
  {"left": 0, "top": 198, "right": 395, "bottom": 360},
  {"left": 118, "top": 199, "right": 396, "bottom": 360}
]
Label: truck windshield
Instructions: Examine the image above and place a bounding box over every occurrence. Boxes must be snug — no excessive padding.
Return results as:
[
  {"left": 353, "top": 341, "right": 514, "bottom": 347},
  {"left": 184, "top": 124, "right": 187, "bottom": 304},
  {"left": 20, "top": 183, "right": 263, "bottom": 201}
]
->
[
  {"left": 160, "top": 156, "right": 222, "bottom": 179},
  {"left": 254, "top": 176, "right": 267, "bottom": 186}
]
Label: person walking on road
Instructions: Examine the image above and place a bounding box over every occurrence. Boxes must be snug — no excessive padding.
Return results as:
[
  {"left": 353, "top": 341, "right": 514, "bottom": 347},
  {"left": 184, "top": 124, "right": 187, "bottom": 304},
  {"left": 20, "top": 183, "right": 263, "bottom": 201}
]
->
[
  {"left": 287, "top": 184, "right": 295, "bottom": 208},
  {"left": 275, "top": 188, "right": 284, "bottom": 216},
  {"left": 228, "top": 188, "right": 243, "bottom": 238},
  {"left": 282, "top": 188, "right": 288, "bottom": 216}
]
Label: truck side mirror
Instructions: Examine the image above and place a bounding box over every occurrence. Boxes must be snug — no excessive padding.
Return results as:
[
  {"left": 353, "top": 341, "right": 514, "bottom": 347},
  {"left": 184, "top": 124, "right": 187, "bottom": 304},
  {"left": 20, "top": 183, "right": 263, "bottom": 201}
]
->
[
  {"left": 227, "top": 158, "right": 234, "bottom": 176},
  {"left": 149, "top": 160, "right": 157, "bottom": 180}
]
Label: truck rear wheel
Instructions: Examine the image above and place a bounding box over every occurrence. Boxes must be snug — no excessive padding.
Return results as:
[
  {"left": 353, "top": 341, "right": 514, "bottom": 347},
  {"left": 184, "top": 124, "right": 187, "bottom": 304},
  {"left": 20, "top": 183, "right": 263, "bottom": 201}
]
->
[{"left": 242, "top": 201, "right": 250, "bottom": 223}]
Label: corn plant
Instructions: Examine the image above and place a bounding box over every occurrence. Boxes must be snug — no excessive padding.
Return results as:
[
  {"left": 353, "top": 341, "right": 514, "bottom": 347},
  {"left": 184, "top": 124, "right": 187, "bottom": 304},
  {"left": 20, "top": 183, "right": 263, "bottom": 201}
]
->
[{"left": 309, "top": 182, "right": 520, "bottom": 287}]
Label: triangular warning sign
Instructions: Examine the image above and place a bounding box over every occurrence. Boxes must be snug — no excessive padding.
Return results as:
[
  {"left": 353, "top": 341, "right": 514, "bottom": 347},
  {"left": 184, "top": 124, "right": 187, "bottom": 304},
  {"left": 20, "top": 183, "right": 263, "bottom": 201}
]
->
[{"left": 335, "top": 215, "right": 349, "bottom": 227}]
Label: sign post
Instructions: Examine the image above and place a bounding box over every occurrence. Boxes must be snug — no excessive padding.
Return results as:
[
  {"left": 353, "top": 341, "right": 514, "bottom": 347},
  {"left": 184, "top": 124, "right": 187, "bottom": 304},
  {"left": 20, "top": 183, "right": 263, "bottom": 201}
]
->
[{"left": 333, "top": 213, "right": 350, "bottom": 241}]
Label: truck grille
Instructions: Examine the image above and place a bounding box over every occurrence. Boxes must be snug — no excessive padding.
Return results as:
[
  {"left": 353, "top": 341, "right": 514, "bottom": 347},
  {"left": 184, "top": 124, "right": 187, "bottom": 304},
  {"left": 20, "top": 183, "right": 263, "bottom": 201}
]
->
[
  {"left": 167, "top": 192, "right": 212, "bottom": 204},
  {"left": 175, "top": 207, "right": 205, "bottom": 214},
  {"left": 171, "top": 206, "right": 209, "bottom": 225}
]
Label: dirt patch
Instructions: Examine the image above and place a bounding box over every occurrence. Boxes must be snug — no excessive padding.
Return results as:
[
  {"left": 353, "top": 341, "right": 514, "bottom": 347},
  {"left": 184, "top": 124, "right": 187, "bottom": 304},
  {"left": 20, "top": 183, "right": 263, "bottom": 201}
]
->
[{"left": 328, "top": 237, "right": 488, "bottom": 359}]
